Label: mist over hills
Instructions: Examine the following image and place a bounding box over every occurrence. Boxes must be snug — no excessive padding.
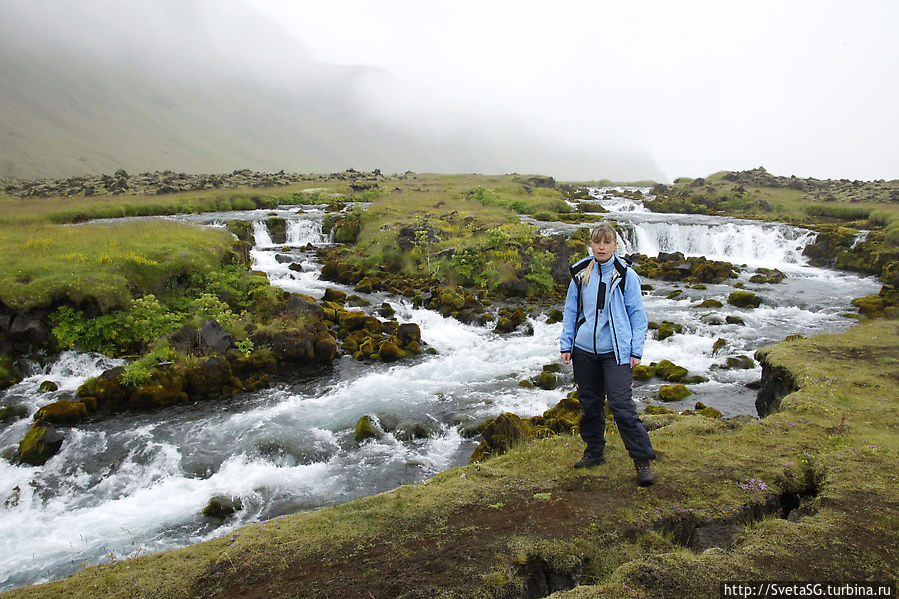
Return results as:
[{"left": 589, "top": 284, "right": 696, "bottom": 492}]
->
[{"left": 0, "top": 0, "right": 663, "bottom": 182}]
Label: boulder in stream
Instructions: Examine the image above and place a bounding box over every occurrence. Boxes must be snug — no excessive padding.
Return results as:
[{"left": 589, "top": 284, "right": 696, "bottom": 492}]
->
[{"left": 18, "top": 421, "right": 64, "bottom": 466}]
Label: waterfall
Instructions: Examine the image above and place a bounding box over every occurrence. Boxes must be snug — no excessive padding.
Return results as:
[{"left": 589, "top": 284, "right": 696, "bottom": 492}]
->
[
  {"left": 0, "top": 202, "right": 881, "bottom": 593},
  {"left": 617, "top": 221, "right": 816, "bottom": 267},
  {"left": 286, "top": 218, "right": 328, "bottom": 246},
  {"left": 252, "top": 221, "right": 274, "bottom": 248}
]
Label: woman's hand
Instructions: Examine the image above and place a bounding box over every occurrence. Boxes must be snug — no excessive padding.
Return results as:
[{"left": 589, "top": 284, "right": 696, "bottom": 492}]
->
[
  {"left": 561, "top": 352, "right": 571, "bottom": 365},
  {"left": 630, "top": 357, "right": 641, "bottom": 369}
]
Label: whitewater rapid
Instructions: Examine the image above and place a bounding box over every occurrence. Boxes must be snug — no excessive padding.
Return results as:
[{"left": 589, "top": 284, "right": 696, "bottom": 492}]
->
[{"left": 0, "top": 193, "right": 882, "bottom": 591}]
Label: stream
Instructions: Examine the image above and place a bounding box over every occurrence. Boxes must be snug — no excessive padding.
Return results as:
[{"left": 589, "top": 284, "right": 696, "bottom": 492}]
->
[{"left": 0, "top": 189, "right": 881, "bottom": 591}]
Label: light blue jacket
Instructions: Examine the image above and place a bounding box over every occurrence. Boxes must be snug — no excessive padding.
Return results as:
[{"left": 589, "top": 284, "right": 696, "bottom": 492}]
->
[{"left": 560, "top": 253, "right": 648, "bottom": 365}]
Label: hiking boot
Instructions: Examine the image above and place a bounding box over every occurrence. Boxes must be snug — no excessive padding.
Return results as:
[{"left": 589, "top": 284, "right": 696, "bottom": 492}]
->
[
  {"left": 634, "top": 458, "right": 655, "bottom": 486},
  {"left": 574, "top": 454, "right": 605, "bottom": 469}
]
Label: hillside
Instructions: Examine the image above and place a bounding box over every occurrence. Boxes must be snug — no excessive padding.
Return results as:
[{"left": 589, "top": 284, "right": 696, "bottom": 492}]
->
[{"left": 0, "top": 2, "right": 663, "bottom": 182}]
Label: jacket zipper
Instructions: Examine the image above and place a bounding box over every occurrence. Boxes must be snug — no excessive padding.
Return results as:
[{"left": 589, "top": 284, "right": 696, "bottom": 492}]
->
[
  {"left": 592, "top": 264, "right": 601, "bottom": 354},
  {"left": 609, "top": 271, "right": 622, "bottom": 363}
]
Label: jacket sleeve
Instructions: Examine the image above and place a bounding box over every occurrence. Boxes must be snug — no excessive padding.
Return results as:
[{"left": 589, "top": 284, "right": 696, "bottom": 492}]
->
[
  {"left": 560, "top": 279, "right": 578, "bottom": 353},
  {"left": 624, "top": 269, "right": 648, "bottom": 358}
]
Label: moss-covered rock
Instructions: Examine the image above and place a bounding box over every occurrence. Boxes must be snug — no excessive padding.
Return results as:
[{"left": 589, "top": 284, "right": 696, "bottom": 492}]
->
[
  {"left": 644, "top": 405, "right": 677, "bottom": 415},
  {"left": 77, "top": 366, "right": 128, "bottom": 409},
  {"left": 331, "top": 214, "right": 361, "bottom": 244},
  {"left": 470, "top": 412, "right": 536, "bottom": 463},
  {"left": 0, "top": 354, "right": 22, "bottom": 389},
  {"left": 802, "top": 225, "right": 858, "bottom": 267},
  {"left": 378, "top": 340, "right": 405, "bottom": 362},
  {"left": 180, "top": 357, "right": 227, "bottom": 399},
  {"left": 34, "top": 400, "right": 88, "bottom": 425},
  {"left": 654, "top": 360, "right": 688, "bottom": 382},
  {"left": 202, "top": 495, "right": 243, "bottom": 519},
  {"left": 354, "top": 276, "right": 381, "bottom": 294},
  {"left": 266, "top": 217, "right": 287, "bottom": 245},
  {"left": 534, "top": 371, "right": 558, "bottom": 390},
  {"left": 725, "top": 355, "right": 756, "bottom": 370},
  {"left": 354, "top": 415, "right": 382, "bottom": 442},
  {"left": 38, "top": 380, "right": 59, "bottom": 393},
  {"left": 851, "top": 285, "right": 899, "bottom": 319},
  {"left": 397, "top": 323, "right": 422, "bottom": 346},
  {"left": 655, "top": 321, "right": 683, "bottom": 341},
  {"left": 322, "top": 288, "right": 347, "bottom": 304},
  {"left": 493, "top": 308, "right": 527, "bottom": 334},
  {"left": 695, "top": 299, "right": 724, "bottom": 309},
  {"left": 225, "top": 220, "right": 254, "bottom": 244},
  {"left": 541, "top": 396, "right": 581, "bottom": 434},
  {"left": 658, "top": 384, "right": 692, "bottom": 401},
  {"left": 712, "top": 338, "right": 727, "bottom": 355},
  {"left": 337, "top": 309, "right": 368, "bottom": 332},
  {"left": 725, "top": 315, "right": 746, "bottom": 326},
  {"left": 18, "top": 421, "right": 64, "bottom": 466},
  {"left": 697, "top": 406, "right": 723, "bottom": 418},
  {"left": 313, "top": 332, "right": 339, "bottom": 361},
  {"left": 0, "top": 404, "right": 29, "bottom": 423},
  {"left": 727, "top": 291, "right": 762, "bottom": 308},
  {"left": 632, "top": 365, "right": 656, "bottom": 381}
]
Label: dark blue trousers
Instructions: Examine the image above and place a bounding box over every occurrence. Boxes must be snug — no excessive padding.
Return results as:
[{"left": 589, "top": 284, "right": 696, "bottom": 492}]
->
[{"left": 572, "top": 347, "right": 656, "bottom": 460}]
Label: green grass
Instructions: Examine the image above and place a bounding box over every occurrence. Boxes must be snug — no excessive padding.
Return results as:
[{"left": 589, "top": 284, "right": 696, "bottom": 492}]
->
[
  {"left": 0, "top": 220, "right": 235, "bottom": 312},
  {"left": 663, "top": 170, "right": 899, "bottom": 228},
  {"left": 4, "top": 319, "right": 895, "bottom": 598},
  {"left": 0, "top": 183, "right": 358, "bottom": 226}
]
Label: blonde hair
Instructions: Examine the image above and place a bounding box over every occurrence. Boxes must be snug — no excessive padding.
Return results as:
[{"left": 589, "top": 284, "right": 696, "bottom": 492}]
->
[
  {"left": 581, "top": 223, "right": 618, "bottom": 286},
  {"left": 590, "top": 223, "right": 618, "bottom": 244}
]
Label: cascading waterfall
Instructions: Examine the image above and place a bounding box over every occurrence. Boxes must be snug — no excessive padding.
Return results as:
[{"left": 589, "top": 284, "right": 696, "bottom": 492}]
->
[
  {"left": 0, "top": 197, "right": 882, "bottom": 592},
  {"left": 617, "top": 220, "right": 816, "bottom": 267},
  {"left": 252, "top": 220, "right": 274, "bottom": 247}
]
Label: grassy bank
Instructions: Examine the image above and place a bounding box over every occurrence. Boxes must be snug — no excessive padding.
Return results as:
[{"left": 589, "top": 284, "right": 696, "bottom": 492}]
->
[
  {"left": 0, "top": 220, "right": 236, "bottom": 313},
  {"left": 3, "top": 319, "right": 895, "bottom": 598}
]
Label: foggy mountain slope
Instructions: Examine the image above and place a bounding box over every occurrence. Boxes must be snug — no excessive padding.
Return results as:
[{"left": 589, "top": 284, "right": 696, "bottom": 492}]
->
[{"left": 0, "top": 0, "right": 664, "bottom": 181}]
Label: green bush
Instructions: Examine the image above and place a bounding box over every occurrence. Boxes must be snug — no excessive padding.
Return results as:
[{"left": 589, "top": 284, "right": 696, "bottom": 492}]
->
[
  {"left": 121, "top": 343, "right": 175, "bottom": 387},
  {"left": 804, "top": 204, "right": 872, "bottom": 221},
  {"left": 525, "top": 248, "right": 555, "bottom": 295}
]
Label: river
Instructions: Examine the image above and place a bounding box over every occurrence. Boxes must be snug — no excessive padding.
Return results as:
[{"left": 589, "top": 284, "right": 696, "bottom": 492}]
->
[{"left": 0, "top": 189, "right": 881, "bottom": 591}]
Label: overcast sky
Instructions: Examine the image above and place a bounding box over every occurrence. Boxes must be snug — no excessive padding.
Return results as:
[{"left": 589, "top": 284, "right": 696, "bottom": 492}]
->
[
  {"left": 2, "top": 0, "right": 897, "bottom": 181},
  {"left": 250, "top": 0, "right": 898, "bottom": 181}
]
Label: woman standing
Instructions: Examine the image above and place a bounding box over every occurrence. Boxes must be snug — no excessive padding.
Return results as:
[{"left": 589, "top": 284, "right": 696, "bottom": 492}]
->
[{"left": 560, "top": 223, "right": 656, "bottom": 486}]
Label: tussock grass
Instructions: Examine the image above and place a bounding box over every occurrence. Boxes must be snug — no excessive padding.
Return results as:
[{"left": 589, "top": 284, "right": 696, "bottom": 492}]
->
[{"left": 0, "top": 220, "right": 234, "bottom": 312}]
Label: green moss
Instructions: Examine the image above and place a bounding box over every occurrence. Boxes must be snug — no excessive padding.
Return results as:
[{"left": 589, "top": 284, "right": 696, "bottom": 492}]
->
[
  {"left": 712, "top": 338, "right": 727, "bottom": 355},
  {"left": 0, "top": 355, "right": 22, "bottom": 388},
  {"left": 535, "top": 371, "right": 558, "bottom": 390},
  {"left": 656, "top": 321, "right": 683, "bottom": 340},
  {"left": 643, "top": 405, "right": 677, "bottom": 415},
  {"left": 657, "top": 384, "right": 692, "bottom": 401},
  {"left": 632, "top": 365, "right": 655, "bottom": 381},
  {"left": 654, "top": 360, "right": 688, "bottom": 382},
  {"left": 354, "top": 415, "right": 382, "bottom": 443},
  {"left": 695, "top": 299, "right": 724, "bottom": 308},
  {"left": 727, "top": 291, "right": 762, "bottom": 308},
  {"left": 33, "top": 400, "right": 88, "bottom": 425}
]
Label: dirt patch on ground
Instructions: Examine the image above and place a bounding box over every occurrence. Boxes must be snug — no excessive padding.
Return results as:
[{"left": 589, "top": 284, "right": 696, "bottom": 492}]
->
[{"left": 191, "top": 474, "right": 633, "bottom": 599}]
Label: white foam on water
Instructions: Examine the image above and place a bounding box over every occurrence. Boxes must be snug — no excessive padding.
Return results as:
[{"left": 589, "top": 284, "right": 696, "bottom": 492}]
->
[
  {"left": 0, "top": 202, "right": 883, "bottom": 592},
  {"left": 252, "top": 220, "right": 274, "bottom": 247}
]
